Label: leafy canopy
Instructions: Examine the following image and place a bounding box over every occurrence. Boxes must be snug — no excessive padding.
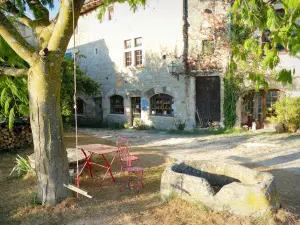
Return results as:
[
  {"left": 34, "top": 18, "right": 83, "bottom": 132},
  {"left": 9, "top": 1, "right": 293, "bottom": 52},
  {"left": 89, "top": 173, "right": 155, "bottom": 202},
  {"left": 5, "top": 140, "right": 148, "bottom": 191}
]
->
[
  {"left": 98, "top": 0, "right": 146, "bottom": 21},
  {"left": 229, "top": 0, "right": 300, "bottom": 88}
]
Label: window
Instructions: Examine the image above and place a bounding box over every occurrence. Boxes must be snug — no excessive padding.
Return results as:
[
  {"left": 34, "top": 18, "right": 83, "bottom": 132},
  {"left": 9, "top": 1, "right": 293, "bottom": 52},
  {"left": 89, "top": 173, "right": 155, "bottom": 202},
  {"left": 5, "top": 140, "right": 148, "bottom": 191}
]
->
[
  {"left": 125, "top": 52, "right": 132, "bottom": 67},
  {"left": 202, "top": 40, "right": 214, "bottom": 54},
  {"left": 110, "top": 95, "right": 124, "bottom": 114},
  {"left": 124, "top": 40, "right": 131, "bottom": 49},
  {"left": 94, "top": 97, "right": 102, "bottom": 109},
  {"left": 124, "top": 37, "right": 143, "bottom": 67},
  {"left": 95, "top": 48, "right": 98, "bottom": 55},
  {"left": 150, "top": 94, "right": 174, "bottom": 116},
  {"left": 135, "top": 50, "right": 142, "bottom": 66},
  {"left": 134, "top": 37, "right": 142, "bottom": 47},
  {"left": 266, "top": 90, "right": 280, "bottom": 117},
  {"left": 108, "top": 5, "right": 114, "bottom": 21},
  {"left": 76, "top": 98, "right": 84, "bottom": 115}
]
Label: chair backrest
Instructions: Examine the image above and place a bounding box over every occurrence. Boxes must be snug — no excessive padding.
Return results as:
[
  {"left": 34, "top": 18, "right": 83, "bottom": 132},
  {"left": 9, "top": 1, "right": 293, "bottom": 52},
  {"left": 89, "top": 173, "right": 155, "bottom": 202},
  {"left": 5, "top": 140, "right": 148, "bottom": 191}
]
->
[
  {"left": 118, "top": 146, "right": 130, "bottom": 159},
  {"left": 116, "top": 137, "right": 131, "bottom": 149},
  {"left": 116, "top": 137, "right": 131, "bottom": 160}
]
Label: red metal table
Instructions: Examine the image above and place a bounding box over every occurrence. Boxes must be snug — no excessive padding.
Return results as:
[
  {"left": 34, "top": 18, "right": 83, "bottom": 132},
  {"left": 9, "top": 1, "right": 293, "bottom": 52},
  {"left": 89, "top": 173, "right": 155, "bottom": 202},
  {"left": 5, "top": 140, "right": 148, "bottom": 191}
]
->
[{"left": 76, "top": 144, "right": 118, "bottom": 187}]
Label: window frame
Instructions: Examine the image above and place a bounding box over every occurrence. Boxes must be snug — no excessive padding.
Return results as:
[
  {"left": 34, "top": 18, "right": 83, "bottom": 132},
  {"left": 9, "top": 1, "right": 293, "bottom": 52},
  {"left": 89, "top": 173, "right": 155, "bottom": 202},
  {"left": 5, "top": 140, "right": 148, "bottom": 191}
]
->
[
  {"left": 108, "top": 5, "right": 114, "bottom": 21},
  {"left": 110, "top": 95, "right": 125, "bottom": 114},
  {"left": 123, "top": 37, "right": 143, "bottom": 67},
  {"left": 150, "top": 94, "right": 174, "bottom": 117},
  {"left": 135, "top": 50, "right": 143, "bottom": 67},
  {"left": 202, "top": 40, "right": 215, "bottom": 55}
]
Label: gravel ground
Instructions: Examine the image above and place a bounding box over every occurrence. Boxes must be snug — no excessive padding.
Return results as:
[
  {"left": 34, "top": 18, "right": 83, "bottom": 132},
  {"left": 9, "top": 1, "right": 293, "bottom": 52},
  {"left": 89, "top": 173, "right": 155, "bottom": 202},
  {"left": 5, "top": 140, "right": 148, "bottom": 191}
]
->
[{"left": 80, "top": 128, "right": 300, "bottom": 215}]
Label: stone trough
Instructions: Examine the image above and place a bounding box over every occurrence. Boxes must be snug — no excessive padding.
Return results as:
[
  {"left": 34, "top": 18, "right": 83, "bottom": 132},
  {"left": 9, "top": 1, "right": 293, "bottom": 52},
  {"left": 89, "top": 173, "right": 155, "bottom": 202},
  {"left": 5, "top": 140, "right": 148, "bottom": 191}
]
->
[{"left": 160, "top": 160, "right": 280, "bottom": 217}]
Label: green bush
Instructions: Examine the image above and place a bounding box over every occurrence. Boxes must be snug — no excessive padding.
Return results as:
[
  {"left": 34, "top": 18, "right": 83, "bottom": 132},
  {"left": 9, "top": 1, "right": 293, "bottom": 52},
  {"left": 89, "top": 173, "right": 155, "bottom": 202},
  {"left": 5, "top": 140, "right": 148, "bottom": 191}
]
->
[
  {"left": 174, "top": 119, "right": 186, "bottom": 131},
  {"left": 10, "top": 155, "right": 34, "bottom": 177},
  {"left": 133, "top": 118, "right": 152, "bottom": 130},
  {"left": 267, "top": 96, "right": 300, "bottom": 133}
]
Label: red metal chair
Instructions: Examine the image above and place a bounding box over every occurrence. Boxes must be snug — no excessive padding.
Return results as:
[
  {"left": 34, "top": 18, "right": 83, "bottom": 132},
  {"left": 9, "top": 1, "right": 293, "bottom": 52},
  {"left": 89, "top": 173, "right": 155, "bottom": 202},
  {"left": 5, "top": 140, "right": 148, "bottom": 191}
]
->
[
  {"left": 116, "top": 137, "right": 140, "bottom": 167},
  {"left": 123, "top": 166, "right": 144, "bottom": 189},
  {"left": 116, "top": 137, "right": 144, "bottom": 190}
]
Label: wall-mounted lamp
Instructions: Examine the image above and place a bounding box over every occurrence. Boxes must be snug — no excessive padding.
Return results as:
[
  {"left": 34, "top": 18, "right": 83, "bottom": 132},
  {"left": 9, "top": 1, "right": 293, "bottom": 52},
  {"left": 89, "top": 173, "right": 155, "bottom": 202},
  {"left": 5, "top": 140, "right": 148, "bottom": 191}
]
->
[{"left": 167, "top": 61, "right": 180, "bottom": 81}]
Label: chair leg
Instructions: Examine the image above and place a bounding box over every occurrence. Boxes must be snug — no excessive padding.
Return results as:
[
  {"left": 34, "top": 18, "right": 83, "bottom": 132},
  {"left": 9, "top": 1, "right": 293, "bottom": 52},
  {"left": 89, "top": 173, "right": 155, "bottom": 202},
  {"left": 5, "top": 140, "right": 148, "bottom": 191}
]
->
[{"left": 137, "top": 158, "right": 140, "bottom": 166}]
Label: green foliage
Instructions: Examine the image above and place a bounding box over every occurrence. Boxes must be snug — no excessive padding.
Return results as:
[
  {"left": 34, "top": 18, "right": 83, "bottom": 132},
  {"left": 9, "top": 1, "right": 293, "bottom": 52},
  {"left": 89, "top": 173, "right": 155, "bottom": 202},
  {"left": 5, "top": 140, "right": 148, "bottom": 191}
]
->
[
  {"left": 267, "top": 96, "right": 300, "bottom": 133},
  {"left": 174, "top": 119, "right": 186, "bottom": 131},
  {"left": 229, "top": 0, "right": 300, "bottom": 86},
  {"left": 0, "top": 36, "right": 28, "bottom": 68},
  {"left": 133, "top": 118, "right": 152, "bottom": 130},
  {"left": 10, "top": 155, "right": 34, "bottom": 177},
  {"left": 0, "top": 53, "right": 100, "bottom": 128},
  {"left": 97, "top": 0, "right": 146, "bottom": 21},
  {"left": 223, "top": 74, "right": 241, "bottom": 128},
  {"left": 61, "top": 56, "right": 100, "bottom": 120},
  {"left": 0, "top": 76, "right": 29, "bottom": 130},
  {"left": 105, "top": 121, "right": 125, "bottom": 129}
]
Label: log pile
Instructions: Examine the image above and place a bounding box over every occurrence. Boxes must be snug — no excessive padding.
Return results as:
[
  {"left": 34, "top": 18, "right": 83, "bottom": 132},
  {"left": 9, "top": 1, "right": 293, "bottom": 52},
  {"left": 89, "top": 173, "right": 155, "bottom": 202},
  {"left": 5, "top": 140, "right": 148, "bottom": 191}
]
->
[{"left": 0, "top": 122, "right": 33, "bottom": 150}]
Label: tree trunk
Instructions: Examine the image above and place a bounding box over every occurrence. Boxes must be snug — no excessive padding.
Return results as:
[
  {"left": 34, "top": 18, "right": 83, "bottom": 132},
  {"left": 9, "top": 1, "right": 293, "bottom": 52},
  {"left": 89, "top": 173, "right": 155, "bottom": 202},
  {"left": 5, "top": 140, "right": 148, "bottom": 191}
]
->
[{"left": 28, "top": 60, "right": 70, "bottom": 205}]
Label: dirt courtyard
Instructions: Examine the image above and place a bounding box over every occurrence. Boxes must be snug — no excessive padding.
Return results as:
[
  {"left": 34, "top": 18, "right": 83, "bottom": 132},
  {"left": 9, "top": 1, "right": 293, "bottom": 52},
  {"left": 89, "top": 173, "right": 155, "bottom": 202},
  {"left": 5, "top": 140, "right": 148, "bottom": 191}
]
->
[
  {"left": 0, "top": 128, "right": 299, "bottom": 224},
  {"left": 82, "top": 128, "right": 300, "bottom": 215}
]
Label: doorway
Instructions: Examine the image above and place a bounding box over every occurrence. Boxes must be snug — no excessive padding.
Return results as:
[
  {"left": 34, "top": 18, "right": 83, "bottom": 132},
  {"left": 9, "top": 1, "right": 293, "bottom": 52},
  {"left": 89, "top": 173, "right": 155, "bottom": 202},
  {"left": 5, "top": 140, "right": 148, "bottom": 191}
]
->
[
  {"left": 196, "top": 76, "right": 220, "bottom": 126},
  {"left": 131, "top": 97, "right": 141, "bottom": 125}
]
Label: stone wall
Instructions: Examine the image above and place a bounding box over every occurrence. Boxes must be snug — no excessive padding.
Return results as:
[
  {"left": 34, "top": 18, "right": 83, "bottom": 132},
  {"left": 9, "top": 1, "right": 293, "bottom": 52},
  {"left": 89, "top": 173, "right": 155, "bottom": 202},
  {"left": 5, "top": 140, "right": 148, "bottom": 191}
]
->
[
  {"left": 0, "top": 122, "right": 33, "bottom": 150},
  {"left": 188, "top": 0, "right": 229, "bottom": 125},
  {"left": 68, "top": 0, "right": 196, "bottom": 130}
]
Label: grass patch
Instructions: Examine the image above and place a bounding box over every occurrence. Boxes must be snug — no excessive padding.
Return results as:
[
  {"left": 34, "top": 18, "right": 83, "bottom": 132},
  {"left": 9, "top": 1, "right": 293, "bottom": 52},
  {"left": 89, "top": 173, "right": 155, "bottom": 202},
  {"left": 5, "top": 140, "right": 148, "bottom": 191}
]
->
[{"left": 1, "top": 132, "right": 299, "bottom": 225}]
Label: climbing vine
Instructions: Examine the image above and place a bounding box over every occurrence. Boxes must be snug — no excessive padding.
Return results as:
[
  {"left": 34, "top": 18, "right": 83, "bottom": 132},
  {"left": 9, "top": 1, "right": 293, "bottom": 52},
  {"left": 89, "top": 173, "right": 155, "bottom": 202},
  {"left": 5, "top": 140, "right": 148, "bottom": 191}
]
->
[{"left": 223, "top": 73, "right": 241, "bottom": 128}]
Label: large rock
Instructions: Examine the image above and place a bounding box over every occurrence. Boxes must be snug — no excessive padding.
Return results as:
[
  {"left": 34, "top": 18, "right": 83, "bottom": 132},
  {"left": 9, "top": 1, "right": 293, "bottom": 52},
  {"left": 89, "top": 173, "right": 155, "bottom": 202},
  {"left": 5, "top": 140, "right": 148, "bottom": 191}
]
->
[{"left": 160, "top": 160, "right": 280, "bottom": 217}]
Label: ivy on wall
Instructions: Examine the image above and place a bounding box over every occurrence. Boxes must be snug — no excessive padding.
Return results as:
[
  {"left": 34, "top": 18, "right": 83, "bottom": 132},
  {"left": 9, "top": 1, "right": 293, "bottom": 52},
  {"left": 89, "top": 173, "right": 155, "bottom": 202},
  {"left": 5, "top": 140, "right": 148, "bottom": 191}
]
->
[{"left": 223, "top": 73, "right": 241, "bottom": 128}]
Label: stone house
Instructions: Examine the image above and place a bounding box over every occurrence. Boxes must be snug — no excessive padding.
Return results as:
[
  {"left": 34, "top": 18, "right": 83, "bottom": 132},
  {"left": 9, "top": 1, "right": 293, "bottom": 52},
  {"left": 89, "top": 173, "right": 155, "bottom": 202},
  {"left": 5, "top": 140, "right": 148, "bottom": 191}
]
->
[
  {"left": 68, "top": 0, "right": 299, "bottom": 130},
  {"left": 235, "top": 4, "right": 300, "bottom": 129},
  {"left": 68, "top": 0, "right": 229, "bottom": 130}
]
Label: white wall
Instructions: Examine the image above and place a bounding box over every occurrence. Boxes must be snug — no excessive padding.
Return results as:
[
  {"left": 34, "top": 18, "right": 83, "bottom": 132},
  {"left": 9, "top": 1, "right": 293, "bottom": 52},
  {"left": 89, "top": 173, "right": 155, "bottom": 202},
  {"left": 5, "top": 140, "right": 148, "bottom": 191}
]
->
[
  {"left": 278, "top": 54, "right": 300, "bottom": 96},
  {"left": 68, "top": 0, "right": 197, "bottom": 130}
]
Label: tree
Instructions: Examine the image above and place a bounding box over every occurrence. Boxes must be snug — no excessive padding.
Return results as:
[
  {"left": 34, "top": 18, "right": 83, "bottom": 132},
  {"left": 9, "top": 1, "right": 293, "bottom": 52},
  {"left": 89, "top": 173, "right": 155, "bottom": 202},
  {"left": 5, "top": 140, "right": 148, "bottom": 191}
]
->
[
  {"left": 229, "top": 0, "right": 300, "bottom": 87},
  {"left": 0, "top": 0, "right": 145, "bottom": 205},
  {"left": 0, "top": 55, "right": 100, "bottom": 128}
]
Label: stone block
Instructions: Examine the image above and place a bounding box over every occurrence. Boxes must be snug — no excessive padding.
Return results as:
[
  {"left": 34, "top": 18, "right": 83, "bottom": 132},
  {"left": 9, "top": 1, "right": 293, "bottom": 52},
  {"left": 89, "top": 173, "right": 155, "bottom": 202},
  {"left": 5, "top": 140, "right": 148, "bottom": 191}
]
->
[{"left": 160, "top": 160, "right": 280, "bottom": 217}]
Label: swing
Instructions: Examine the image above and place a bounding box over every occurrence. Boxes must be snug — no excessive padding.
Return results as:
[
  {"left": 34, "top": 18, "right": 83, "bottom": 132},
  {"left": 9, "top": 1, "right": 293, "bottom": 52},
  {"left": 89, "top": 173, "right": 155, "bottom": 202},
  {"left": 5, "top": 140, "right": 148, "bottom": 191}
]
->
[{"left": 63, "top": 0, "right": 92, "bottom": 199}]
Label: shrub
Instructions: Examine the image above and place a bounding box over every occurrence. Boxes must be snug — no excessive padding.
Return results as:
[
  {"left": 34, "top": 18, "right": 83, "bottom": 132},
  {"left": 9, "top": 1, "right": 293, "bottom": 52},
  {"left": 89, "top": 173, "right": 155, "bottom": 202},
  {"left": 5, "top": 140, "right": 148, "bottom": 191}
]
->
[
  {"left": 10, "top": 155, "right": 34, "bottom": 177},
  {"left": 123, "top": 123, "right": 131, "bottom": 129},
  {"left": 133, "top": 118, "right": 152, "bottom": 130},
  {"left": 268, "top": 96, "right": 300, "bottom": 133},
  {"left": 174, "top": 119, "right": 186, "bottom": 131}
]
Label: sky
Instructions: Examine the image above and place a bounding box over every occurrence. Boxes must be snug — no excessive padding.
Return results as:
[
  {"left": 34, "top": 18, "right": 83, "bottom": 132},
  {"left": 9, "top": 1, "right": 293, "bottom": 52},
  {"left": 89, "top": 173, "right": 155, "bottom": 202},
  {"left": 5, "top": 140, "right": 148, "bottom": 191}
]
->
[{"left": 25, "top": 0, "right": 60, "bottom": 20}]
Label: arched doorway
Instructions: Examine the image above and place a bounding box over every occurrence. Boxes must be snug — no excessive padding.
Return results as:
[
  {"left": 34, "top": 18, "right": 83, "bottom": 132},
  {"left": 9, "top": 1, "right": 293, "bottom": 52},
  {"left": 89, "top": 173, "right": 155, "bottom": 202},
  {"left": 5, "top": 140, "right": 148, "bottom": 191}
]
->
[{"left": 241, "top": 89, "right": 280, "bottom": 129}]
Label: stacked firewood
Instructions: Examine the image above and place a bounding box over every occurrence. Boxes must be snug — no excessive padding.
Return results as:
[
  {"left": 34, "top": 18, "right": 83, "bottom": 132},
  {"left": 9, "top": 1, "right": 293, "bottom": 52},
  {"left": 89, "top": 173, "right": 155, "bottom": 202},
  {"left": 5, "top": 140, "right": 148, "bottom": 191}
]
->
[{"left": 0, "top": 122, "right": 33, "bottom": 150}]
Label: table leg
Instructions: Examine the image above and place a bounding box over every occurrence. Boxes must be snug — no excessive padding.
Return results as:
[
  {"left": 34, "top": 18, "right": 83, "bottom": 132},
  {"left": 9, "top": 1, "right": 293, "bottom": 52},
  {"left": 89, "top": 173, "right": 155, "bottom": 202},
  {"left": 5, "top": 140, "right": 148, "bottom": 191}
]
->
[
  {"left": 80, "top": 149, "right": 93, "bottom": 178},
  {"left": 101, "top": 153, "right": 116, "bottom": 182}
]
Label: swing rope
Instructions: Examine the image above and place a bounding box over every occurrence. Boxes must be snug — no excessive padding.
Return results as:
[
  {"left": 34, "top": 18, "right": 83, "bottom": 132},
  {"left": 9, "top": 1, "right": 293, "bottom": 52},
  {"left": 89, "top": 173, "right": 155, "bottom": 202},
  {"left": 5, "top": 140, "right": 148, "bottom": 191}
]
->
[
  {"left": 63, "top": 0, "right": 91, "bottom": 198},
  {"left": 72, "top": 0, "right": 79, "bottom": 188}
]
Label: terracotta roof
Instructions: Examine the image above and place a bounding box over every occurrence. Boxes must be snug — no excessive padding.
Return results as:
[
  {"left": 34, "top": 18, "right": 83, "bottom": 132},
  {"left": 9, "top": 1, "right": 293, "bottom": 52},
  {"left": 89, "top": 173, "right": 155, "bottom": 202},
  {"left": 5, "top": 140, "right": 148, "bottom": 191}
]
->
[{"left": 81, "top": 0, "right": 103, "bottom": 15}]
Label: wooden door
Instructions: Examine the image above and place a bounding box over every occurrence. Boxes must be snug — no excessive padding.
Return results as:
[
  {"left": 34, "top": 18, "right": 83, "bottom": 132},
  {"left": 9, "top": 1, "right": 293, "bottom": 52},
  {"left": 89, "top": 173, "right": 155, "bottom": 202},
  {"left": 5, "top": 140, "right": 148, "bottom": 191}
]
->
[
  {"left": 131, "top": 97, "right": 141, "bottom": 125},
  {"left": 196, "top": 76, "right": 220, "bottom": 125}
]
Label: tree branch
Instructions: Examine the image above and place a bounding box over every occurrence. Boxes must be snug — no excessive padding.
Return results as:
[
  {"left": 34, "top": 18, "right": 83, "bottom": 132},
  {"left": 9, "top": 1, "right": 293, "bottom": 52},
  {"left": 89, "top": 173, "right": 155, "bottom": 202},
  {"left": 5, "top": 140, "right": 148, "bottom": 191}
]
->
[
  {"left": 48, "top": 0, "right": 84, "bottom": 52},
  {"left": 0, "top": 67, "right": 28, "bottom": 77},
  {"left": 0, "top": 1, "right": 34, "bottom": 28},
  {"left": 25, "top": 0, "right": 50, "bottom": 22},
  {"left": 0, "top": 11, "right": 39, "bottom": 66}
]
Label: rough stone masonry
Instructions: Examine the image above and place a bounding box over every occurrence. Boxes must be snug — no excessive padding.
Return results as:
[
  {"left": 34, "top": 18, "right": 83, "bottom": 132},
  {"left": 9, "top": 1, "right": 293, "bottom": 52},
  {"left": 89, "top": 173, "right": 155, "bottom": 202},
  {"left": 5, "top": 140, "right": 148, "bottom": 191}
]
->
[{"left": 160, "top": 160, "right": 280, "bottom": 217}]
